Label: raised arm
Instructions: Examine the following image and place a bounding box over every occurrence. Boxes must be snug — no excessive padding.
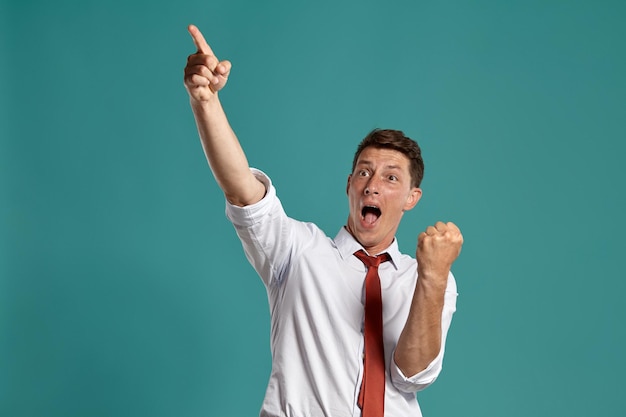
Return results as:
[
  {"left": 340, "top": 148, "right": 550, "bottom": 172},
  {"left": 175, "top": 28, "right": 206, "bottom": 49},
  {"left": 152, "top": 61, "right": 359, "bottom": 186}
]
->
[
  {"left": 394, "top": 221, "right": 463, "bottom": 376},
  {"left": 183, "top": 24, "right": 265, "bottom": 206}
]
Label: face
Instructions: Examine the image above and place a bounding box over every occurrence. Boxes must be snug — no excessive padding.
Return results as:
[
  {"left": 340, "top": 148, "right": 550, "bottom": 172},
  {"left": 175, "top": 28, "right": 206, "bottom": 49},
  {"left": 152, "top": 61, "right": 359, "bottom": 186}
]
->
[{"left": 346, "top": 146, "right": 422, "bottom": 255}]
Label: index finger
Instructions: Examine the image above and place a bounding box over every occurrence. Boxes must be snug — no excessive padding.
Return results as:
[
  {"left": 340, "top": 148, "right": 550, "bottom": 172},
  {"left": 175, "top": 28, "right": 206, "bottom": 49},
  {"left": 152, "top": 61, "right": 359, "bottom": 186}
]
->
[
  {"left": 188, "top": 24, "right": 214, "bottom": 55},
  {"left": 446, "top": 221, "right": 461, "bottom": 233}
]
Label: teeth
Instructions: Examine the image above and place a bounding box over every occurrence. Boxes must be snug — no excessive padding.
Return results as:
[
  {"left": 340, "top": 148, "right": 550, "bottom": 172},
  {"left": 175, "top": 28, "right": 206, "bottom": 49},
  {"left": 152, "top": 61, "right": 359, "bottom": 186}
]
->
[{"left": 361, "top": 205, "right": 381, "bottom": 217}]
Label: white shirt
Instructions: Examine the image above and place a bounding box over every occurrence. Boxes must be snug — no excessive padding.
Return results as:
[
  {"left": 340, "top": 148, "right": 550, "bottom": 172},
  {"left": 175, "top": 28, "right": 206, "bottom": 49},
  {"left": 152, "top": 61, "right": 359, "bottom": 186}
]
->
[{"left": 226, "top": 169, "right": 457, "bottom": 417}]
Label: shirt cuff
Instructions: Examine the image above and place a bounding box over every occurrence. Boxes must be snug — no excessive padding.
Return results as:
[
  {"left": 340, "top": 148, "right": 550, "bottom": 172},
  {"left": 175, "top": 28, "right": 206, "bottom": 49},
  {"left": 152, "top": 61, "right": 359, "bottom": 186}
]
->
[
  {"left": 390, "top": 348, "right": 444, "bottom": 393},
  {"left": 225, "top": 168, "right": 274, "bottom": 226}
]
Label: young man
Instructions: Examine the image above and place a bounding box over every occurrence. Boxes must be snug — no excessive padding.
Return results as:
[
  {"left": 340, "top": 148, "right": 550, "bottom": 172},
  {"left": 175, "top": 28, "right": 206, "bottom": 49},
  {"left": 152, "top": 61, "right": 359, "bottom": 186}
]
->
[{"left": 183, "top": 24, "right": 463, "bottom": 417}]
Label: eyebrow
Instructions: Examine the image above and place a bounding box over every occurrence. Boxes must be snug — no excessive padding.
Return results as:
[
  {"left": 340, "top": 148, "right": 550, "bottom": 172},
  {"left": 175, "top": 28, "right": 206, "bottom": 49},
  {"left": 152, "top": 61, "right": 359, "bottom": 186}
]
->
[
  {"left": 385, "top": 165, "right": 402, "bottom": 171},
  {"left": 357, "top": 160, "right": 403, "bottom": 170}
]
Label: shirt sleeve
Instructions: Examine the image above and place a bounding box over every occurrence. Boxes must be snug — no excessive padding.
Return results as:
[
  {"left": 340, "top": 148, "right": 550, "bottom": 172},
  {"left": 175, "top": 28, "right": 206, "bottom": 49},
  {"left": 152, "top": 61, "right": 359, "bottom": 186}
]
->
[
  {"left": 390, "top": 272, "right": 458, "bottom": 393},
  {"left": 225, "top": 168, "right": 309, "bottom": 287}
]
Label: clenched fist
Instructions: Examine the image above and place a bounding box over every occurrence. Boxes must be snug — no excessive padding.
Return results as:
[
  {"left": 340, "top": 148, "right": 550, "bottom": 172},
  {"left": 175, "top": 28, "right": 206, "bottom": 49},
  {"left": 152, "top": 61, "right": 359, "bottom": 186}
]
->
[
  {"left": 416, "top": 221, "right": 463, "bottom": 281},
  {"left": 183, "top": 24, "right": 232, "bottom": 102}
]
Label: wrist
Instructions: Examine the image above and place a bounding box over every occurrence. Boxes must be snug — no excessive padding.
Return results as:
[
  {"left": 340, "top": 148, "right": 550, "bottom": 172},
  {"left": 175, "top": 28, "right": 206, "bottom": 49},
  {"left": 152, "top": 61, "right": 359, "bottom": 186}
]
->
[
  {"left": 416, "top": 267, "right": 449, "bottom": 289},
  {"left": 190, "top": 93, "right": 221, "bottom": 110}
]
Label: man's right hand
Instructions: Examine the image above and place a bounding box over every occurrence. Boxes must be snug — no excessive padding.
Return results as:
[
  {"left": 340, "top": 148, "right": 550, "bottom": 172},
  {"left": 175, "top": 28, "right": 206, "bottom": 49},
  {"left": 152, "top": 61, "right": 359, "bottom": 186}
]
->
[{"left": 184, "top": 24, "right": 232, "bottom": 102}]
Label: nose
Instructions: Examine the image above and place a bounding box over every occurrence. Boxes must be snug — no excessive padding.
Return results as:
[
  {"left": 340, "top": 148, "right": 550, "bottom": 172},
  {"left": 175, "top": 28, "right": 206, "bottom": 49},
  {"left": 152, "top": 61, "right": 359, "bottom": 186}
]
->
[{"left": 364, "top": 178, "right": 379, "bottom": 195}]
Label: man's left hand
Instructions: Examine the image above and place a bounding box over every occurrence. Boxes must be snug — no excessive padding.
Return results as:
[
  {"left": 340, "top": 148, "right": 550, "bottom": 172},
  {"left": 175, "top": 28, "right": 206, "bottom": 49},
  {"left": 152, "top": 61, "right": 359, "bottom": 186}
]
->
[{"left": 416, "top": 221, "right": 463, "bottom": 282}]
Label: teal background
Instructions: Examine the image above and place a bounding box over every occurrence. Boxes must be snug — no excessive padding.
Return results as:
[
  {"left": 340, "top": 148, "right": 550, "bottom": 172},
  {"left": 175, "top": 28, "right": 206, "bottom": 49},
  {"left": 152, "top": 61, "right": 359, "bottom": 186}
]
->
[{"left": 2, "top": 0, "right": 625, "bottom": 416}]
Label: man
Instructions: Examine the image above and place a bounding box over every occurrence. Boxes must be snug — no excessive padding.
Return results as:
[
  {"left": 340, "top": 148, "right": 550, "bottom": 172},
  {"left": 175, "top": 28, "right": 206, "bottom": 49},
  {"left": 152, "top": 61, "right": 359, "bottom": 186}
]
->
[{"left": 183, "top": 24, "right": 463, "bottom": 417}]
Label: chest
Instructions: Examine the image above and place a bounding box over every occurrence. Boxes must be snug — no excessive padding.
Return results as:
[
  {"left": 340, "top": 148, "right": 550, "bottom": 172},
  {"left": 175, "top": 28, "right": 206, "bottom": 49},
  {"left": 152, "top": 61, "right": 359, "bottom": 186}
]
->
[{"left": 272, "top": 248, "right": 417, "bottom": 340}]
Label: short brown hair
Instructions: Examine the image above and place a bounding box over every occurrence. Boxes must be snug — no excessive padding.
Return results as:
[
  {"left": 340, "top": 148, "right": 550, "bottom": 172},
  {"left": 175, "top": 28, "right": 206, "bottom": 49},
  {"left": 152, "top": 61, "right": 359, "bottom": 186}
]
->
[{"left": 352, "top": 129, "right": 425, "bottom": 188}]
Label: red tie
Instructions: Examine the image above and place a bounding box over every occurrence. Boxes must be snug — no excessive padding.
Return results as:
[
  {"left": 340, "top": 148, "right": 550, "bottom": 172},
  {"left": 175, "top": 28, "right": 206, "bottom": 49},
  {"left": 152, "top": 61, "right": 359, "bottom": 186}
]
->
[{"left": 354, "top": 249, "right": 390, "bottom": 417}]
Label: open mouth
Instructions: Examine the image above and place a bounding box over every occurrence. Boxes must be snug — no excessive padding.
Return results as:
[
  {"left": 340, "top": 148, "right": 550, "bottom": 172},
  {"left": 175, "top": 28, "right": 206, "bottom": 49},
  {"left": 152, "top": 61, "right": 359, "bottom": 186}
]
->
[{"left": 361, "top": 205, "right": 381, "bottom": 225}]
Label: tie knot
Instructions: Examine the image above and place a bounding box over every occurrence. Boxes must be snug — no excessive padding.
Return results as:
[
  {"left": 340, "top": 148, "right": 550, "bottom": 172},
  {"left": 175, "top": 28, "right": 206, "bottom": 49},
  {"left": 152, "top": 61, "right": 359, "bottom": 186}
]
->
[{"left": 354, "top": 249, "right": 390, "bottom": 268}]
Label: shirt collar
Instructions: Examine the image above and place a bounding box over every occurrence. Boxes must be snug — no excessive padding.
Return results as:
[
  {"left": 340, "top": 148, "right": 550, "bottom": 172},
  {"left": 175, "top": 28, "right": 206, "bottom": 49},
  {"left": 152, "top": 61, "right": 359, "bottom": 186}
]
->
[{"left": 334, "top": 227, "right": 401, "bottom": 270}]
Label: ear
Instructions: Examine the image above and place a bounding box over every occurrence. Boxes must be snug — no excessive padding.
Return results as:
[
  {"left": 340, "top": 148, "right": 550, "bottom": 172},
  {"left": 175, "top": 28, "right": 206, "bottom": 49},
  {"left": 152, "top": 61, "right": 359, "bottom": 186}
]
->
[
  {"left": 403, "top": 187, "right": 422, "bottom": 211},
  {"left": 346, "top": 174, "right": 352, "bottom": 195}
]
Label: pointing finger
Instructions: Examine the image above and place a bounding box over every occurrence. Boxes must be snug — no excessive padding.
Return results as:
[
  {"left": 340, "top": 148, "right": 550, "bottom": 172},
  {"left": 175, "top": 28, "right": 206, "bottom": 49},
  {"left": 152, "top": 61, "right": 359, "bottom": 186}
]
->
[{"left": 188, "top": 24, "right": 214, "bottom": 55}]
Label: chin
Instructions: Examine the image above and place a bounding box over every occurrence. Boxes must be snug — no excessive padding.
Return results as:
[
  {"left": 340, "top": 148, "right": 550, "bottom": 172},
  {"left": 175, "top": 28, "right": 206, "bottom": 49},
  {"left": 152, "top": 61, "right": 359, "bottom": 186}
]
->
[{"left": 354, "top": 230, "right": 379, "bottom": 248}]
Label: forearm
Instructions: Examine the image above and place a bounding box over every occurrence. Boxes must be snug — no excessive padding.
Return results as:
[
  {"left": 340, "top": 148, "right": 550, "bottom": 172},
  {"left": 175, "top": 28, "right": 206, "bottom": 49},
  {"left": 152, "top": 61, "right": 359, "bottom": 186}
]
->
[
  {"left": 190, "top": 96, "right": 265, "bottom": 206},
  {"left": 394, "top": 271, "right": 447, "bottom": 376}
]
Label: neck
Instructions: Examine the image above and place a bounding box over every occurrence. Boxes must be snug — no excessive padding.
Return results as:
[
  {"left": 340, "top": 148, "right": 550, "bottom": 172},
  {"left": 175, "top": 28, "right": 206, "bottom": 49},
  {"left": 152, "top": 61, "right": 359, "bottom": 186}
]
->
[{"left": 344, "top": 225, "right": 394, "bottom": 256}]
